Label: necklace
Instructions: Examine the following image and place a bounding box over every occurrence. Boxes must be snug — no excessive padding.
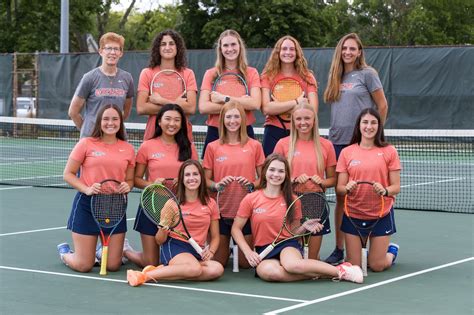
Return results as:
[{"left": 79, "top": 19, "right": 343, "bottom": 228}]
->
[
  {"left": 101, "top": 67, "right": 117, "bottom": 84},
  {"left": 225, "top": 65, "right": 237, "bottom": 71}
]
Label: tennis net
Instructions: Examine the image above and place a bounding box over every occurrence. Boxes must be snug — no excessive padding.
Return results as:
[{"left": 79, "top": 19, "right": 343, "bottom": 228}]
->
[{"left": 1, "top": 117, "right": 472, "bottom": 213}]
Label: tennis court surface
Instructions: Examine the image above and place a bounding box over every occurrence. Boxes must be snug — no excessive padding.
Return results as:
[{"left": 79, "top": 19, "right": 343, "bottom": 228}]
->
[
  {"left": 1, "top": 185, "right": 472, "bottom": 314},
  {"left": 1, "top": 117, "right": 473, "bottom": 314}
]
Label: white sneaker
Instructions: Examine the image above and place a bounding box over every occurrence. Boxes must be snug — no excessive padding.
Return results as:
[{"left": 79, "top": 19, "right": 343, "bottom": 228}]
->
[
  {"left": 336, "top": 262, "right": 364, "bottom": 284},
  {"left": 122, "top": 238, "right": 134, "bottom": 264}
]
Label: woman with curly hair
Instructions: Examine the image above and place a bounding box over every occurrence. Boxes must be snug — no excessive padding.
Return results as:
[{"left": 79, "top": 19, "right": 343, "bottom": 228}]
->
[
  {"left": 261, "top": 35, "right": 318, "bottom": 156},
  {"left": 136, "top": 29, "right": 198, "bottom": 141}
]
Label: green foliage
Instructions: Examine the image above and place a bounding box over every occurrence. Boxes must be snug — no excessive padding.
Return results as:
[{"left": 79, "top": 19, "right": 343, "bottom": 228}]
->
[{"left": 1, "top": 0, "right": 472, "bottom": 53}]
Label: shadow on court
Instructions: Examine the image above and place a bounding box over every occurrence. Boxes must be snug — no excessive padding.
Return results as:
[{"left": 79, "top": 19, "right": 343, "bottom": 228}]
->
[{"left": 0, "top": 186, "right": 472, "bottom": 315}]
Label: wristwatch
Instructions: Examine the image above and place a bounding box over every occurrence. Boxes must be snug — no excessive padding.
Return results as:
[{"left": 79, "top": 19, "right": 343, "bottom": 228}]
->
[{"left": 224, "top": 96, "right": 230, "bottom": 103}]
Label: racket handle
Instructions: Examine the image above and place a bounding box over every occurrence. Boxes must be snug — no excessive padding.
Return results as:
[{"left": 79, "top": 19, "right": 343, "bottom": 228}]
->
[
  {"left": 99, "top": 245, "right": 108, "bottom": 276},
  {"left": 188, "top": 238, "right": 203, "bottom": 255},
  {"left": 303, "top": 246, "right": 309, "bottom": 259},
  {"left": 232, "top": 244, "right": 239, "bottom": 272},
  {"left": 258, "top": 245, "right": 274, "bottom": 260},
  {"left": 361, "top": 248, "right": 368, "bottom": 277}
]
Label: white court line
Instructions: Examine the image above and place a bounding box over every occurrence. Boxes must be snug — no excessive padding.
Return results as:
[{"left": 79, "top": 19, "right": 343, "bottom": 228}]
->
[
  {"left": 0, "top": 186, "right": 33, "bottom": 191},
  {"left": 0, "top": 265, "right": 306, "bottom": 303},
  {"left": 264, "top": 257, "right": 474, "bottom": 314},
  {"left": 0, "top": 218, "right": 136, "bottom": 237}
]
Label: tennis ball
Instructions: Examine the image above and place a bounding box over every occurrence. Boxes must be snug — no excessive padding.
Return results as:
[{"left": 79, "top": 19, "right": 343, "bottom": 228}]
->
[{"left": 105, "top": 218, "right": 110, "bottom": 223}]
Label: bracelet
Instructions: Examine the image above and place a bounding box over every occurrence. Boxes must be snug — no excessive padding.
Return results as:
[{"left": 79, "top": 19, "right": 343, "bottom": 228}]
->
[
  {"left": 384, "top": 189, "right": 389, "bottom": 196},
  {"left": 209, "top": 249, "right": 215, "bottom": 254}
]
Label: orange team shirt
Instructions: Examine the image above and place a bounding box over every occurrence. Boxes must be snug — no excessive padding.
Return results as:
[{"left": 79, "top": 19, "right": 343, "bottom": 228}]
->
[
  {"left": 260, "top": 72, "right": 317, "bottom": 130},
  {"left": 69, "top": 137, "right": 135, "bottom": 187},
  {"left": 200, "top": 67, "right": 261, "bottom": 127},
  {"left": 137, "top": 67, "right": 197, "bottom": 141},
  {"left": 273, "top": 136, "right": 336, "bottom": 180},
  {"left": 237, "top": 190, "right": 302, "bottom": 246},
  {"left": 336, "top": 144, "right": 402, "bottom": 220},
  {"left": 170, "top": 198, "right": 219, "bottom": 247},
  {"left": 202, "top": 138, "right": 265, "bottom": 182},
  {"left": 136, "top": 137, "right": 198, "bottom": 181}
]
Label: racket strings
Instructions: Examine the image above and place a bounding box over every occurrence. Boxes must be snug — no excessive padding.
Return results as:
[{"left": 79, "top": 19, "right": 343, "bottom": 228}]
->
[
  {"left": 151, "top": 72, "right": 185, "bottom": 100},
  {"left": 92, "top": 194, "right": 127, "bottom": 228},
  {"left": 217, "top": 181, "right": 251, "bottom": 218},
  {"left": 141, "top": 186, "right": 175, "bottom": 223},
  {"left": 272, "top": 79, "right": 303, "bottom": 102},
  {"left": 214, "top": 74, "right": 248, "bottom": 97},
  {"left": 346, "top": 183, "right": 384, "bottom": 218},
  {"left": 160, "top": 201, "right": 180, "bottom": 228}
]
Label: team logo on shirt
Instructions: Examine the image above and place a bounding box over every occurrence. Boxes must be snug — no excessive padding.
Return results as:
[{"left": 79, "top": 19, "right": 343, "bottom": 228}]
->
[
  {"left": 91, "top": 150, "right": 105, "bottom": 157},
  {"left": 254, "top": 207, "right": 266, "bottom": 214},
  {"left": 181, "top": 210, "right": 191, "bottom": 217},
  {"left": 349, "top": 159, "right": 361, "bottom": 167},
  {"left": 151, "top": 152, "right": 165, "bottom": 159},
  {"left": 340, "top": 83, "right": 354, "bottom": 90},
  {"left": 294, "top": 150, "right": 301, "bottom": 156},
  {"left": 216, "top": 156, "right": 228, "bottom": 163}
]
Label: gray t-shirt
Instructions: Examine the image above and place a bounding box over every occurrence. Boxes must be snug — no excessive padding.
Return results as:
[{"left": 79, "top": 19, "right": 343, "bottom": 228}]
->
[
  {"left": 329, "top": 67, "right": 383, "bottom": 145},
  {"left": 75, "top": 67, "right": 134, "bottom": 137}
]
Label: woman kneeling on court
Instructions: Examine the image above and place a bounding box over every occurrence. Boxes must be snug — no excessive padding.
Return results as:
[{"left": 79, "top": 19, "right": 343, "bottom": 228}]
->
[
  {"left": 127, "top": 160, "right": 224, "bottom": 286},
  {"left": 58, "top": 104, "right": 135, "bottom": 273},
  {"left": 231, "top": 154, "right": 363, "bottom": 283},
  {"left": 336, "top": 108, "right": 401, "bottom": 273}
]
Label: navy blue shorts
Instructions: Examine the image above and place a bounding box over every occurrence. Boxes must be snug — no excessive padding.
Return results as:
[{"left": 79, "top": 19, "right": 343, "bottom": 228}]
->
[
  {"left": 255, "top": 239, "right": 303, "bottom": 260},
  {"left": 133, "top": 204, "right": 158, "bottom": 236},
  {"left": 67, "top": 192, "right": 127, "bottom": 236},
  {"left": 219, "top": 218, "right": 252, "bottom": 236},
  {"left": 201, "top": 125, "right": 255, "bottom": 158},
  {"left": 159, "top": 237, "right": 202, "bottom": 266},
  {"left": 332, "top": 144, "right": 349, "bottom": 160},
  {"left": 262, "top": 125, "right": 290, "bottom": 157},
  {"left": 341, "top": 208, "right": 397, "bottom": 237}
]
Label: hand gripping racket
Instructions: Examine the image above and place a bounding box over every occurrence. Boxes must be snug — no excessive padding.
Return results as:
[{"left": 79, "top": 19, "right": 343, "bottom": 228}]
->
[
  {"left": 344, "top": 181, "right": 385, "bottom": 276},
  {"left": 212, "top": 72, "right": 249, "bottom": 98},
  {"left": 216, "top": 180, "right": 254, "bottom": 272},
  {"left": 292, "top": 181, "right": 330, "bottom": 259},
  {"left": 90, "top": 179, "right": 128, "bottom": 276},
  {"left": 271, "top": 77, "right": 304, "bottom": 130},
  {"left": 258, "top": 194, "right": 323, "bottom": 259},
  {"left": 140, "top": 183, "right": 202, "bottom": 255}
]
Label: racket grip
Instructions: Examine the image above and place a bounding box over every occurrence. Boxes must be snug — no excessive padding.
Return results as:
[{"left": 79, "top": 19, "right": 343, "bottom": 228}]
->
[
  {"left": 188, "top": 238, "right": 203, "bottom": 255},
  {"left": 258, "top": 245, "right": 274, "bottom": 260},
  {"left": 99, "top": 246, "right": 108, "bottom": 276},
  {"left": 232, "top": 244, "right": 239, "bottom": 272},
  {"left": 361, "top": 248, "right": 368, "bottom": 277},
  {"left": 303, "top": 246, "right": 309, "bottom": 259}
]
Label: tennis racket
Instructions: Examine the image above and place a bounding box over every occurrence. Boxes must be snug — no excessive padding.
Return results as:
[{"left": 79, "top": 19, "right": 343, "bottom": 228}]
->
[
  {"left": 271, "top": 77, "right": 304, "bottom": 129},
  {"left": 344, "top": 181, "right": 385, "bottom": 276},
  {"left": 293, "top": 181, "right": 330, "bottom": 259},
  {"left": 140, "top": 183, "right": 203, "bottom": 255},
  {"left": 258, "top": 194, "right": 322, "bottom": 259},
  {"left": 90, "top": 179, "right": 128, "bottom": 276},
  {"left": 212, "top": 72, "right": 249, "bottom": 98},
  {"left": 161, "top": 178, "right": 177, "bottom": 195},
  {"left": 145, "top": 70, "right": 188, "bottom": 140},
  {"left": 216, "top": 179, "right": 254, "bottom": 272}
]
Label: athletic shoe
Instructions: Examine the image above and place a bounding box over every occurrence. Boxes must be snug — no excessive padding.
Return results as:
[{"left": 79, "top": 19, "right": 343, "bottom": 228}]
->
[
  {"left": 387, "top": 243, "right": 399, "bottom": 265},
  {"left": 127, "top": 270, "right": 146, "bottom": 287},
  {"left": 57, "top": 243, "right": 72, "bottom": 264},
  {"left": 95, "top": 242, "right": 103, "bottom": 263},
  {"left": 121, "top": 238, "right": 133, "bottom": 264},
  {"left": 324, "top": 247, "right": 344, "bottom": 265},
  {"left": 336, "top": 262, "right": 364, "bottom": 284}
]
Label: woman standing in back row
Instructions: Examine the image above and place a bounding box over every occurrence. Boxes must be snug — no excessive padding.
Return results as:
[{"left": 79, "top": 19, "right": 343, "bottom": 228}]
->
[
  {"left": 323, "top": 33, "right": 388, "bottom": 265},
  {"left": 261, "top": 35, "right": 318, "bottom": 156},
  {"left": 136, "top": 29, "right": 197, "bottom": 141},
  {"left": 199, "top": 29, "right": 261, "bottom": 157}
]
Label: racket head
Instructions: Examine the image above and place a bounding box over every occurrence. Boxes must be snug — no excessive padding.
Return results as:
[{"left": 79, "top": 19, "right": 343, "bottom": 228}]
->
[
  {"left": 216, "top": 180, "right": 254, "bottom": 219},
  {"left": 212, "top": 73, "right": 249, "bottom": 97},
  {"left": 90, "top": 179, "right": 127, "bottom": 229},
  {"left": 150, "top": 70, "right": 186, "bottom": 100},
  {"left": 271, "top": 77, "right": 303, "bottom": 122},
  {"left": 140, "top": 183, "right": 180, "bottom": 228},
  {"left": 344, "top": 181, "right": 385, "bottom": 221},
  {"left": 293, "top": 181, "right": 330, "bottom": 226}
]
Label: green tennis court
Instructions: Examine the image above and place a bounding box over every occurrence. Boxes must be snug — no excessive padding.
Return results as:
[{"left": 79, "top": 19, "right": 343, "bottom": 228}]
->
[{"left": 0, "top": 185, "right": 472, "bottom": 314}]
